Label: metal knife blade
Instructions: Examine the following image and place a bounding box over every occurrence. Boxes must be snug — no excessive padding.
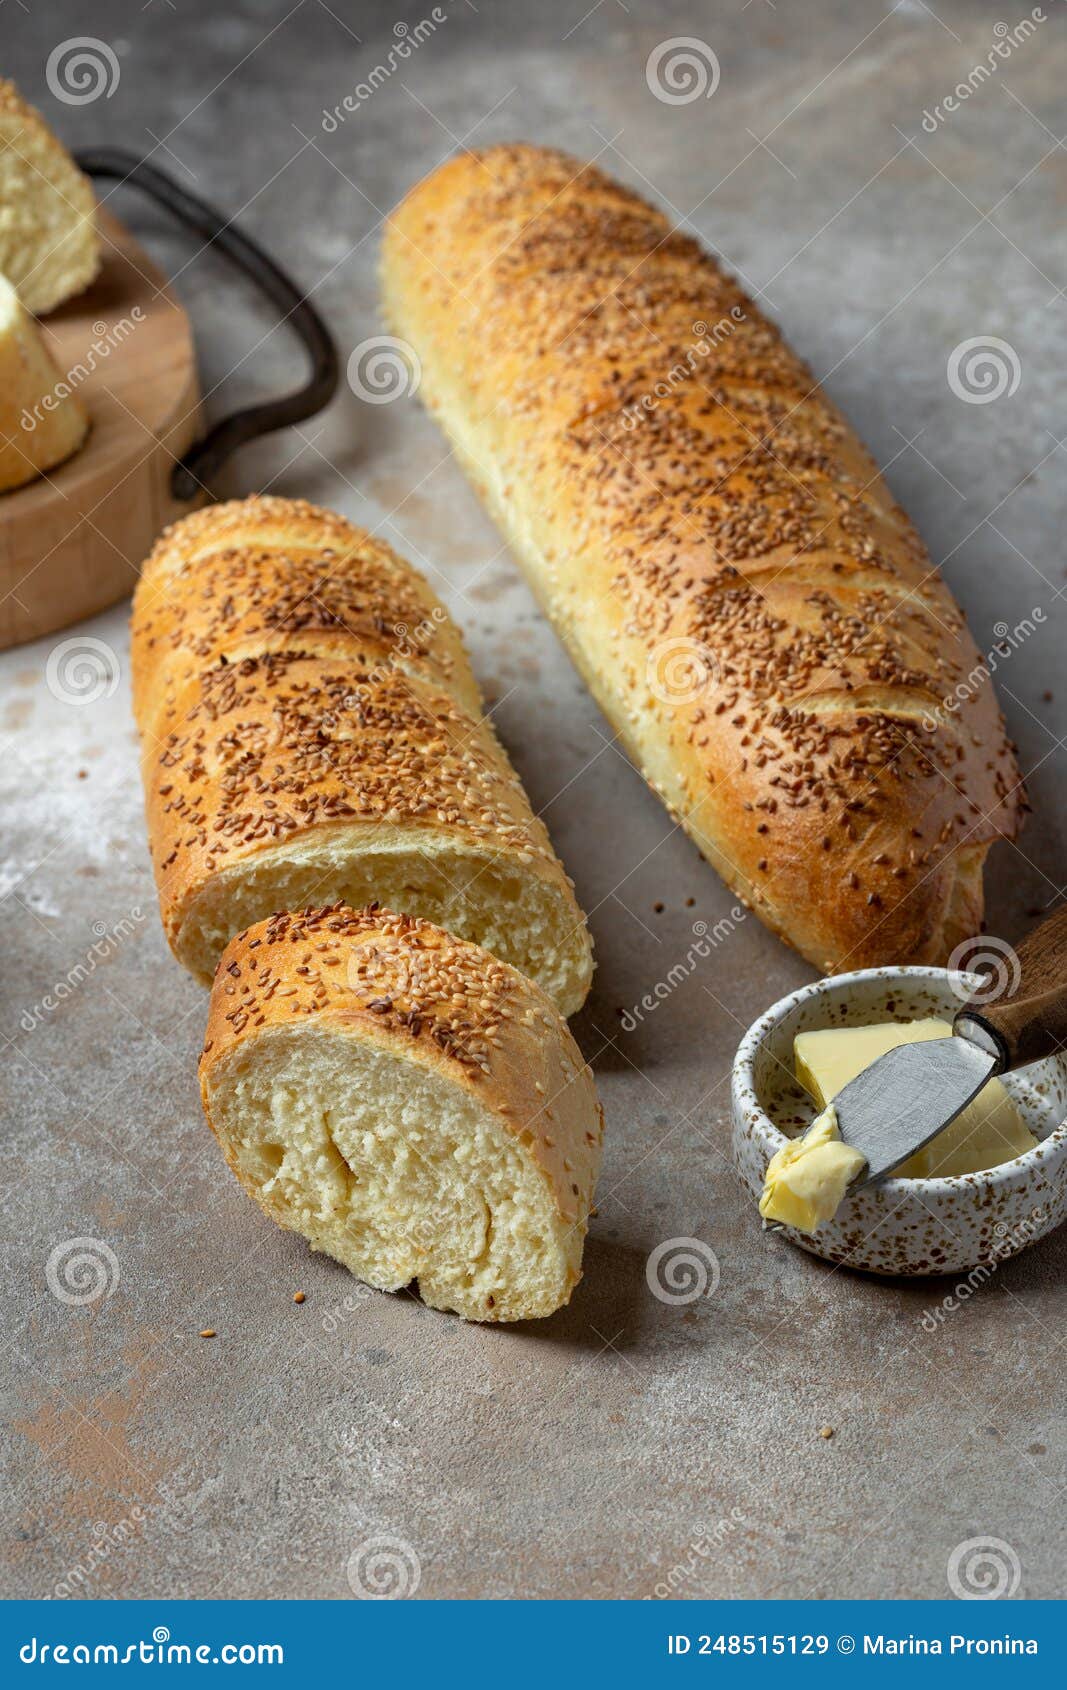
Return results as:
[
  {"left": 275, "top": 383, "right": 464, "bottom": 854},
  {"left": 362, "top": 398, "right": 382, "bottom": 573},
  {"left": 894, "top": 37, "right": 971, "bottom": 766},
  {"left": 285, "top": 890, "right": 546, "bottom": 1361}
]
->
[{"left": 831, "top": 1035, "right": 997, "bottom": 1185}]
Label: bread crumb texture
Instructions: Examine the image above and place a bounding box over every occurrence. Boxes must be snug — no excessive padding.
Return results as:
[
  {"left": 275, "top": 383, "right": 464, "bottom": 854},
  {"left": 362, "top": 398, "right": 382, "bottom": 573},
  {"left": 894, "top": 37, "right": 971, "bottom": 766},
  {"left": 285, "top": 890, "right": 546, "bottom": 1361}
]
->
[
  {"left": 0, "top": 79, "right": 100, "bottom": 313},
  {"left": 200, "top": 903, "right": 604, "bottom": 1322}
]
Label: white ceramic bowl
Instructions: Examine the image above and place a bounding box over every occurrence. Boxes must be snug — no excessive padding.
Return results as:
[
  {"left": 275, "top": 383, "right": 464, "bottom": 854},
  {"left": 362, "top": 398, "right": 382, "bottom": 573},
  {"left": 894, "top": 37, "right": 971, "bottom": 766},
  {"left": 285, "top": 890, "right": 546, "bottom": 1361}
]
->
[{"left": 732, "top": 965, "right": 1067, "bottom": 1276}]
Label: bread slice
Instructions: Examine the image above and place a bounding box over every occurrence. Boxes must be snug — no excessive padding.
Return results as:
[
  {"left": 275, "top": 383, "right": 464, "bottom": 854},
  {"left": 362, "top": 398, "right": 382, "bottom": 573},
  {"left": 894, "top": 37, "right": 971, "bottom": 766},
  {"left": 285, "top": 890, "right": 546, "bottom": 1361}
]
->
[
  {"left": 200, "top": 904, "right": 604, "bottom": 1322},
  {"left": 0, "top": 270, "right": 88, "bottom": 489},
  {"left": 134, "top": 499, "right": 594, "bottom": 1015},
  {"left": 0, "top": 80, "right": 100, "bottom": 315}
]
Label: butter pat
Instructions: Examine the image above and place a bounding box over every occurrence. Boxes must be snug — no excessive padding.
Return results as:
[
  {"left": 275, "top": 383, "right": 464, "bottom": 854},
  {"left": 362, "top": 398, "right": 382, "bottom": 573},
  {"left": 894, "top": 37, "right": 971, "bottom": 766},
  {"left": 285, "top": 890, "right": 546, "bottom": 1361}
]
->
[
  {"left": 794, "top": 1018, "right": 1036, "bottom": 1179},
  {"left": 758, "top": 1104, "right": 867, "bottom": 1234}
]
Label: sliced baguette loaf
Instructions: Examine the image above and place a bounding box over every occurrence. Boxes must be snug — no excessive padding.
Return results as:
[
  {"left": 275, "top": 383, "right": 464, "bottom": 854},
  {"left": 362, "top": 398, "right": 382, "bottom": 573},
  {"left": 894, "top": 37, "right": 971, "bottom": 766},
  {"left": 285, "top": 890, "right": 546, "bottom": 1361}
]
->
[
  {"left": 0, "top": 271, "right": 88, "bottom": 489},
  {"left": 381, "top": 143, "right": 1025, "bottom": 974},
  {"left": 0, "top": 80, "right": 100, "bottom": 315},
  {"left": 133, "top": 498, "right": 593, "bottom": 1015},
  {"left": 200, "top": 903, "right": 604, "bottom": 1322}
]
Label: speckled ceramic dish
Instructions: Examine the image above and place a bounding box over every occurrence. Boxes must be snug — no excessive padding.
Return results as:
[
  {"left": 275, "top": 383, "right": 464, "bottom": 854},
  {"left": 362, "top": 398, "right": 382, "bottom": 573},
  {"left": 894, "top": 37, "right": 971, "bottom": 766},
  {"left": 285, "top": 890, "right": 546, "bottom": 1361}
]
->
[{"left": 732, "top": 966, "right": 1067, "bottom": 1276}]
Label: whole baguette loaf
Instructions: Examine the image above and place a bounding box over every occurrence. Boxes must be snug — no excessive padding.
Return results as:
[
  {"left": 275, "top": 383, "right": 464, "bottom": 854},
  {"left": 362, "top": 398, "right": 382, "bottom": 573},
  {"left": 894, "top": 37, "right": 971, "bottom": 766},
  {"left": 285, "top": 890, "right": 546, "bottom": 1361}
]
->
[
  {"left": 200, "top": 903, "right": 604, "bottom": 1322},
  {"left": 382, "top": 144, "right": 1025, "bottom": 973},
  {"left": 132, "top": 497, "right": 593, "bottom": 1014}
]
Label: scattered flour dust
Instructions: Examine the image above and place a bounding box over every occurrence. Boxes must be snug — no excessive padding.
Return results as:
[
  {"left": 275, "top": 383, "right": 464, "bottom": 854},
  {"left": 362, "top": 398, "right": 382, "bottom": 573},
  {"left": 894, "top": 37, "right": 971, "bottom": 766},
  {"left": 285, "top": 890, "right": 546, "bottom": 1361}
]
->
[{"left": 0, "top": 612, "right": 140, "bottom": 914}]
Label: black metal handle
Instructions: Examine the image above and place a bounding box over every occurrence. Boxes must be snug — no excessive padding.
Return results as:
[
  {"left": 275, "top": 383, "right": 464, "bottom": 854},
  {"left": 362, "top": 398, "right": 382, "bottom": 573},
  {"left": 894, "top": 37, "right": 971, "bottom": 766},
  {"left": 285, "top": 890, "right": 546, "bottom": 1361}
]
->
[{"left": 75, "top": 147, "right": 339, "bottom": 500}]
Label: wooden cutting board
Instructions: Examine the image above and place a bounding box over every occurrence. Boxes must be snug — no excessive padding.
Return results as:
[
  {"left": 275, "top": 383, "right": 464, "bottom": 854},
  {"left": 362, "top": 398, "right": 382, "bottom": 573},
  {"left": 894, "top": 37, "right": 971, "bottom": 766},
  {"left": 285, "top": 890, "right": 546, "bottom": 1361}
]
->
[{"left": 0, "top": 208, "right": 202, "bottom": 651}]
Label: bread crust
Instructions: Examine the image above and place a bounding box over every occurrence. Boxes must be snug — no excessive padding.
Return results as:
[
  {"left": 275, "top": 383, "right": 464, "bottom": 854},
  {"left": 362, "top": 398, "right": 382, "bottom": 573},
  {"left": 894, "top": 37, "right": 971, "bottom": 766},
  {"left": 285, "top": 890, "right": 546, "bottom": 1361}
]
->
[
  {"left": 133, "top": 497, "right": 593, "bottom": 1006},
  {"left": 0, "top": 274, "right": 89, "bottom": 489},
  {"left": 132, "top": 496, "right": 481, "bottom": 723},
  {"left": 199, "top": 903, "right": 604, "bottom": 1319},
  {"left": 381, "top": 143, "right": 1026, "bottom": 972},
  {"left": 201, "top": 902, "right": 603, "bottom": 1232}
]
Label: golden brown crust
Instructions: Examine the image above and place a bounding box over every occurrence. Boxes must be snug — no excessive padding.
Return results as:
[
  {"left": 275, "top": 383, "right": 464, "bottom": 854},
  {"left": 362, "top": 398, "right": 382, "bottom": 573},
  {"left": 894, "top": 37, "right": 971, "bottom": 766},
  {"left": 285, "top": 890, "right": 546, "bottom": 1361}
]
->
[
  {"left": 200, "top": 902, "right": 603, "bottom": 1228},
  {"left": 132, "top": 497, "right": 480, "bottom": 724},
  {"left": 381, "top": 143, "right": 1026, "bottom": 972},
  {"left": 145, "top": 651, "right": 569, "bottom": 943},
  {"left": 0, "top": 277, "right": 89, "bottom": 489},
  {"left": 133, "top": 497, "right": 593, "bottom": 1001}
]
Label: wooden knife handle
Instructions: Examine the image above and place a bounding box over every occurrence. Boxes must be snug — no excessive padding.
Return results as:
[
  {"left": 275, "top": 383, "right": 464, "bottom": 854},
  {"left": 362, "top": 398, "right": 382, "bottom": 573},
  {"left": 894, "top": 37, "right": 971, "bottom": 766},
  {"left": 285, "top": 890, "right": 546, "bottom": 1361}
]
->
[{"left": 953, "top": 905, "right": 1067, "bottom": 1071}]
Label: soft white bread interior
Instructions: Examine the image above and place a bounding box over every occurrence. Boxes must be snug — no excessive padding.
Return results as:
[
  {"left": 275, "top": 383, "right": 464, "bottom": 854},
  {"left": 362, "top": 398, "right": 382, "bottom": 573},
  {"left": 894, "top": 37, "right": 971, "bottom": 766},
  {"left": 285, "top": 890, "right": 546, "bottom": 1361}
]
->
[
  {"left": 133, "top": 498, "right": 593, "bottom": 1015},
  {"left": 200, "top": 904, "right": 604, "bottom": 1322},
  {"left": 0, "top": 270, "right": 89, "bottom": 490},
  {"left": 0, "top": 80, "right": 100, "bottom": 315},
  {"left": 381, "top": 144, "right": 1025, "bottom": 974}
]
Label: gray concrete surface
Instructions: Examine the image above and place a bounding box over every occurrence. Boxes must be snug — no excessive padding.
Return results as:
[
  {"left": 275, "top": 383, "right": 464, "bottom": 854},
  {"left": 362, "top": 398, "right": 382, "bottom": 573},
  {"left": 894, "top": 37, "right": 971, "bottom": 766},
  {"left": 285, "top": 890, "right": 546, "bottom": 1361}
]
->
[{"left": 3, "top": 0, "right": 1066, "bottom": 1601}]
